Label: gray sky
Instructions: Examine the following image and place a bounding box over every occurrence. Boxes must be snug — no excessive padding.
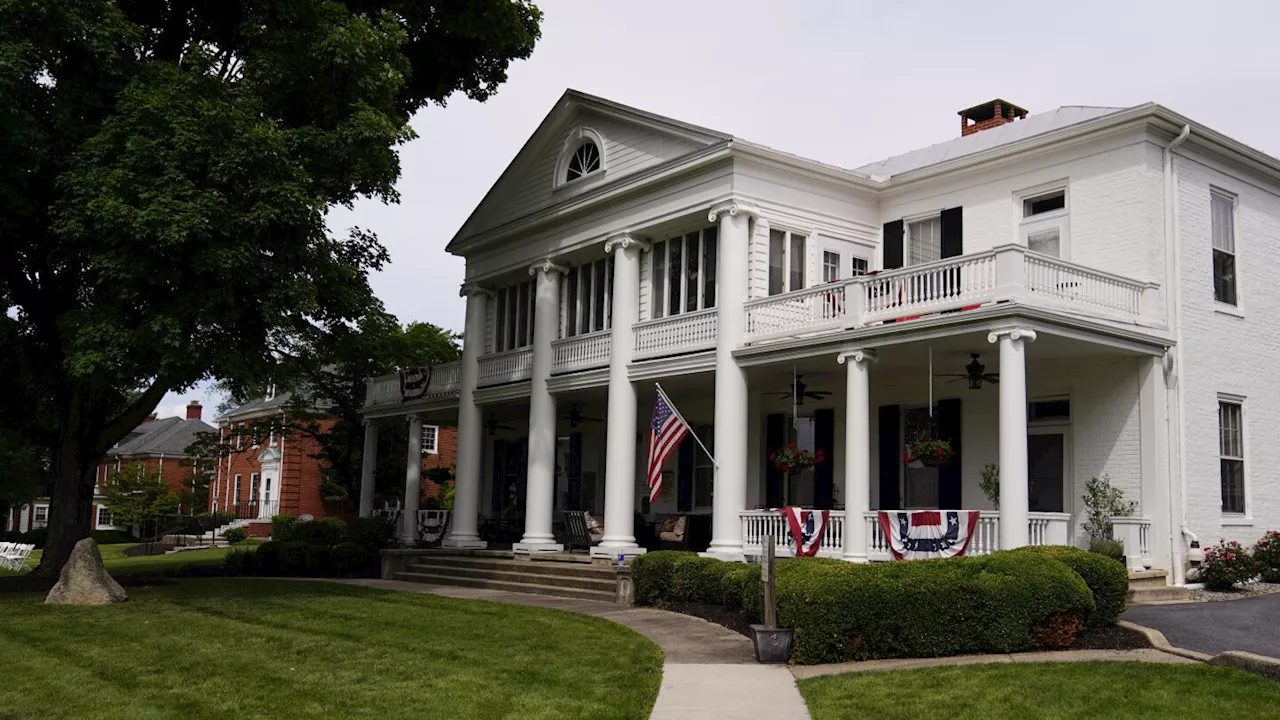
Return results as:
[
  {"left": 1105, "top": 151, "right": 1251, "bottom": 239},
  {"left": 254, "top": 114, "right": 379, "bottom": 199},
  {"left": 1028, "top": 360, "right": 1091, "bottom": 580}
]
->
[{"left": 161, "top": 0, "right": 1280, "bottom": 417}]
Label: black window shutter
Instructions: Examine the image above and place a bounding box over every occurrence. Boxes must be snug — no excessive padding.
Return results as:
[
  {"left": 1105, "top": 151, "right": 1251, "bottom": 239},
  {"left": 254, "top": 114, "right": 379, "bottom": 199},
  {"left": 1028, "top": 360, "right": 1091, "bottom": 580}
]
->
[
  {"left": 882, "top": 220, "right": 904, "bottom": 270},
  {"left": 936, "top": 398, "right": 962, "bottom": 509},
  {"left": 878, "top": 405, "right": 901, "bottom": 510},
  {"left": 765, "top": 413, "right": 785, "bottom": 508},
  {"left": 567, "top": 432, "right": 582, "bottom": 510},
  {"left": 491, "top": 440, "right": 504, "bottom": 513},
  {"left": 677, "top": 436, "right": 694, "bottom": 512},
  {"left": 940, "top": 207, "right": 963, "bottom": 258},
  {"left": 814, "top": 409, "right": 835, "bottom": 510}
]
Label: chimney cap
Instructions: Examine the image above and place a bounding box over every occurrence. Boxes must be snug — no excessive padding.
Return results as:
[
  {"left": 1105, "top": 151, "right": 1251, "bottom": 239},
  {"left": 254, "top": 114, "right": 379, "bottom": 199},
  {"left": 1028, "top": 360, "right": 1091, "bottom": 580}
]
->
[{"left": 958, "top": 98, "right": 1029, "bottom": 122}]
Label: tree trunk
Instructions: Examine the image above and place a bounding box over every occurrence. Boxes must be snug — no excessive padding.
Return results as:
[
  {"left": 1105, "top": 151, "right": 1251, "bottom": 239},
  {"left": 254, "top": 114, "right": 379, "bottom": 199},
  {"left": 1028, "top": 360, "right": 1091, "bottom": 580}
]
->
[{"left": 31, "top": 435, "right": 98, "bottom": 579}]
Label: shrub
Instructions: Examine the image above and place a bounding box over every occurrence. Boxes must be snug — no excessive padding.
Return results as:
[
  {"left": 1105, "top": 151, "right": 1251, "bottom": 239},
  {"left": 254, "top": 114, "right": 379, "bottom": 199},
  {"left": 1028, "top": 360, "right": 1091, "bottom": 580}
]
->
[
  {"left": 224, "top": 547, "right": 259, "bottom": 572},
  {"left": 91, "top": 529, "right": 136, "bottom": 545},
  {"left": 223, "top": 527, "right": 248, "bottom": 544},
  {"left": 1253, "top": 530, "right": 1280, "bottom": 583},
  {"left": 1199, "top": 539, "right": 1257, "bottom": 591},
  {"left": 348, "top": 516, "right": 396, "bottom": 554},
  {"left": 980, "top": 463, "right": 1000, "bottom": 508},
  {"left": 255, "top": 541, "right": 284, "bottom": 571},
  {"left": 1014, "top": 546, "right": 1129, "bottom": 627},
  {"left": 1081, "top": 475, "right": 1136, "bottom": 542},
  {"left": 331, "top": 542, "right": 374, "bottom": 575},
  {"left": 288, "top": 517, "right": 347, "bottom": 547},
  {"left": 277, "top": 541, "right": 314, "bottom": 574},
  {"left": 632, "top": 551, "right": 763, "bottom": 619},
  {"left": 271, "top": 514, "right": 299, "bottom": 542}
]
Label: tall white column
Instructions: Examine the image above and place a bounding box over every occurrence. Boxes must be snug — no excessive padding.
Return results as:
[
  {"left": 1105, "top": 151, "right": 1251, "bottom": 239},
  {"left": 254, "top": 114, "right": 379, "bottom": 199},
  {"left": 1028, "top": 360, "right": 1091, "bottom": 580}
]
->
[
  {"left": 1139, "top": 354, "right": 1171, "bottom": 572},
  {"left": 444, "top": 286, "right": 489, "bottom": 549},
  {"left": 401, "top": 414, "right": 423, "bottom": 546},
  {"left": 838, "top": 348, "right": 876, "bottom": 562},
  {"left": 515, "top": 259, "right": 565, "bottom": 554},
  {"left": 704, "top": 201, "right": 757, "bottom": 560},
  {"left": 358, "top": 420, "right": 379, "bottom": 518},
  {"left": 990, "top": 327, "right": 1036, "bottom": 550},
  {"left": 595, "top": 234, "right": 649, "bottom": 559}
]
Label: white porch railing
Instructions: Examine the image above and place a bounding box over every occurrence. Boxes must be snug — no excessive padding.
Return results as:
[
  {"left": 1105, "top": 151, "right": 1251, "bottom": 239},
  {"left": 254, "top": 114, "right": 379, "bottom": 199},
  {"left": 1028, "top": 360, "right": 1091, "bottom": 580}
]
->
[
  {"left": 476, "top": 347, "right": 534, "bottom": 387},
  {"left": 863, "top": 252, "right": 999, "bottom": 325},
  {"left": 633, "top": 308, "right": 718, "bottom": 360},
  {"left": 551, "top": 331, "right": 611, "bottom": 374},
  {"left": 740, "top": 509, "right": 847, "bottom": 558},
  {"left": 1110, "top": 516, "right": 1153, "bottom": 572},
  {"left": 863, "top": 510, "right": 1070, "bottom": 561},
  {"left": 363, "top": 361, "right": 461, "bottom": 408},
  {"left": 1024, "top": 252, "right": 1153, "bottom": 322},
  {"left": 744, "top": 283, "right": 848, "bottom": 342}
]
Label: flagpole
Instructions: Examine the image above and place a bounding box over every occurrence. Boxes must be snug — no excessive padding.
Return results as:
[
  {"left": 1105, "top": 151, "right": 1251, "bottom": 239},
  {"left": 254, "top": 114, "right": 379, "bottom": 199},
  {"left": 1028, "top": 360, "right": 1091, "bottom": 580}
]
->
[{"left": 654, "top": 383, "right": 718, "bottom": 468}]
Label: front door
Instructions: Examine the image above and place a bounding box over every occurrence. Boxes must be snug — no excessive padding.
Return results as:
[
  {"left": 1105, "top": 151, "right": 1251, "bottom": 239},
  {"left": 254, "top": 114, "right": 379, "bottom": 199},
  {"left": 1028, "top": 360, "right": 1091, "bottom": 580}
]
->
[{"left": 1027, "top": 431, "right": 1067, "bottom": 513}]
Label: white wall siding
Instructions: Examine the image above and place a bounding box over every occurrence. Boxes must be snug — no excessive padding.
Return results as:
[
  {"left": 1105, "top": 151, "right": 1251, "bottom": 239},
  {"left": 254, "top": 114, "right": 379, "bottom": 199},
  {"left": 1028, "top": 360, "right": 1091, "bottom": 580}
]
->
[{"left": 1176, "top": 153, "right": 1280, "bottom": 546}]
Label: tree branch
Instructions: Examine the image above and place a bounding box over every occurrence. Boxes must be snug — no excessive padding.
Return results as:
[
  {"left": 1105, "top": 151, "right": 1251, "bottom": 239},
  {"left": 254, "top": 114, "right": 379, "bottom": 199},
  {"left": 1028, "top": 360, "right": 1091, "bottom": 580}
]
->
[{"left": 100, "top": 375, "right": 178, "bottom": 448}]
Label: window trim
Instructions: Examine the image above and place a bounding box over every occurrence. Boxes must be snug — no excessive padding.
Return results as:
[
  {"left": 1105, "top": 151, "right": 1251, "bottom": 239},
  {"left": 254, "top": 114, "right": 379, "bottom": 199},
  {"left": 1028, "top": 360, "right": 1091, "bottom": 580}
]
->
[
  {"left": 422, "top": 424, "right": 440, "bottom": 455},
  {"left": 1017, "top": 183, "right": 1070, "bottom": 260},
  {"left": 233, "top": 474, "right": 242, "bottom": 507},
  {"left": 1210, "top": 187, "right": 1239, "bottom": 309},
  {"left": 903, "top": 213, "right": 942, "bottom": 267},
  {"left": 767, "top": 227, "right": 809, "bottom": 295},
  {"left": 96, "top": 506, "right": 112, "bottom": 528},
  {"left": 554, "top": 127, "right": 608, "bottom": 189},
  {"left": 1217, "top": 394, "right": 1248, "bottom": 517},
  {"left": 650, "top": 225, "right": 719, "bottom": 318}
]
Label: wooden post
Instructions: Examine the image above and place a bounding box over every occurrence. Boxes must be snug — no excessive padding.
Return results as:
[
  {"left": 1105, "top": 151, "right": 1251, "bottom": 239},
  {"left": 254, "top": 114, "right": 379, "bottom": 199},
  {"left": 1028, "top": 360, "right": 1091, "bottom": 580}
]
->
[{"left": 763, "top": 533, "right": 777, "bottom": 629}]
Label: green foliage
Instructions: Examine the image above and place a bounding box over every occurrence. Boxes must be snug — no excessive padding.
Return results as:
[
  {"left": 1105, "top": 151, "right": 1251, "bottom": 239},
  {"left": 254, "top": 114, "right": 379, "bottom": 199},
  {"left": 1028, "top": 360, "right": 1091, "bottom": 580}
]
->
[
  {"left": 222, "top": 528, "right": 248, "bottom": 545},
  {"left": 1254, "top": 530, "right": 1280, "bottom": 582},
  {"left": 271, "top": 515, "right": 299, "bottom": 542},
  {"left": 1014, "top": 546, "right": 1129, "bottom": 627},
  {"left": 633, "top": 551, "right": 1094, "bottom": 664},
  {"left": 347, "top": 517, "right": 397, "bottom": 554},
  {"left": 980, "top": 463, "right": 1000, "bottom": 508},
  {"left": 224, "top": 547, "right": 259, "bottom": 572},
  {"left": 103, "top": 464, "right": 181, "bottom": 531},
  {"left": 1198, "top": 539, "right": 1258, "bottom": 591},
  {"left": 1088, "top": 538, "right": 1126, "bottom": 561},
  {"left": 331, "top": 542, "right": 375, "bottom": 576},
  {"left": 1081, "top": 475, "right": 1136, "bottom": 542},
  {"left": 287, "top": 517, "right": 348, "bottom": 547}
]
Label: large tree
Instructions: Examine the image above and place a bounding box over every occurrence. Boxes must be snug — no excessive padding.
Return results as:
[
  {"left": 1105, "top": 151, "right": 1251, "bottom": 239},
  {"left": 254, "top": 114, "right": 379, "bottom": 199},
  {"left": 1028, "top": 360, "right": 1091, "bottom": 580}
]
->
[{"left": 1, "top": 0, "right": 541, "bottom": 577}]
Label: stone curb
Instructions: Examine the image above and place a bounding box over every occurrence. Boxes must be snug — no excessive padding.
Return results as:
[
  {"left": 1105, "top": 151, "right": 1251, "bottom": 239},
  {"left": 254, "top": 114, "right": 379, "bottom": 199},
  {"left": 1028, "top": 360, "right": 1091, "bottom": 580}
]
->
[
  {"left": 1117, "top": 620, "right": 1212, "bottom": 662},
  {"left": 1208, "top": 651, "right": 1280, "bottom": 680}
]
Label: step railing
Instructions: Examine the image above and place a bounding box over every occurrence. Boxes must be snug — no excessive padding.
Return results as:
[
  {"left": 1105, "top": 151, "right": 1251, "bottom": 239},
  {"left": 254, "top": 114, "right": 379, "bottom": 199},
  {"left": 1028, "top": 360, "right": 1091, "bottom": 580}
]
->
[
  {"left": 633, "top": 308, "right": 718, "bottom": 360},
  {"left": 476, "top": 347, "right": 534, "bottom": 387},
  {"left": 551, "top": 330, "right": 612, "bottom": 374},
  {"left": 1110, "top": 516, "right": 1153, "bottom": 572}
]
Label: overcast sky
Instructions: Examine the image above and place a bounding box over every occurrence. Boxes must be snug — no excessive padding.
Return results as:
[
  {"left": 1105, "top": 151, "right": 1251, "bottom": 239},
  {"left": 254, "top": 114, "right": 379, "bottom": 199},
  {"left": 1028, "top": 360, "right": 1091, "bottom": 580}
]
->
[{"left": 160, "top": 0, "right": 1280, "bottom": 418}]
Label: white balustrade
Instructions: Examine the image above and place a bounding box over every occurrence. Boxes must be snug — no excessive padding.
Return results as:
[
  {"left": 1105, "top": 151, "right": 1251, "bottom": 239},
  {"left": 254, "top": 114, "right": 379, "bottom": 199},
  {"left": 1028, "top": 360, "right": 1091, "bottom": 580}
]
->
[
  {"left": 744, "top": 283, "right": 850, "bottom": 342},
  {"left": 740, "top": 510, "right": 845, "bottom": 558},
  {"left": 551, "top": 331, "right": 611, "bottom": 374},
  {"left": 1110, "top": 516, "right": 1153, "bottom": 572},
  {"left": 1024, "top": 251, "right": 1146, "bottom": 322},
  {"left": 476, "top": 347, "right": 534, "bottom": 387},
  {"left": 862, "top": 252, "right": 999, "bottom": 325},
  {"left": 363, "top": 362, "right": 462, "bottom": 407},
  {"left": 633, "top": 308, "right": 718, "bottom": 360}
]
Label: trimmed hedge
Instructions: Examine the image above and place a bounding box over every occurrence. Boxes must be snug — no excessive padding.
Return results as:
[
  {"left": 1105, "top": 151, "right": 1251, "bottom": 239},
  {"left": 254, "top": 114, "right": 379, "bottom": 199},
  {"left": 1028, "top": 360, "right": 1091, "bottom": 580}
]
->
[
  {"left": 632, "top": 550, "right": 1094, "bottom": 664},
  {"left": 1012, "top": 546, "right": 1129, "bottom": 627},
  {"left": 225, "top": 516, "right": 390, "bottom": 577}
]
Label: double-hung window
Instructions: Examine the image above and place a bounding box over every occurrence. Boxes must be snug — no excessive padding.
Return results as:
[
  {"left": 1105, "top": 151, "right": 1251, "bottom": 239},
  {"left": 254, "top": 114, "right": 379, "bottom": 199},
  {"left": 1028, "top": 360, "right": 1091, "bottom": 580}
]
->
[
  {"left": 1211, "top": 190, "right": 1237, "bottom": 306},
  {"left": 493, "top": 280, "right": 537, "bottom": 352},
  {"left": 768, "top": 229, "right": 807, "bottom": 295},
  {"left": 651, "top": 226, "right": 718, "bottom": 318},
  {"left": 34, "top": 505, "right": 48, "bottom": 529},
  {"left": 1219, "top": 398, "right": 1245, "bottom": 514},
  {"left": 564, "top": 259, "right": 612, "bottom": 336},
  {"left": 233, "top": 474, "right": 242, "bottom": 506},
  {"left": 906, "top": 216, "right": 941, "bottom": 266},
  {"left": 97, "top": 507, "right": 111, "bottom": 527},
  {"left": 822, "top": 251, "right": 840, "bottom": 283},
  {"left": 1020, "top": 188, "right": 1069, "bottom": 258},
  {"left": 421, "top": 424, "right": 439, "bottom": 455}
]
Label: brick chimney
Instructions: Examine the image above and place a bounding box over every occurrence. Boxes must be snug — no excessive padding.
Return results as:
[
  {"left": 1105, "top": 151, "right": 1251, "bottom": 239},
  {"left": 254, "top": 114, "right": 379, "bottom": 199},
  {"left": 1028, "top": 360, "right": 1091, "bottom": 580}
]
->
[
  {"left": 143, "top": 413, "right": 158, "bottom": 423},
  {"left": 959, "top": 99, "right": 1029, "bottom": 137},
  {"left": 186, "top": 401, "right": 203, "bottom": 421}
]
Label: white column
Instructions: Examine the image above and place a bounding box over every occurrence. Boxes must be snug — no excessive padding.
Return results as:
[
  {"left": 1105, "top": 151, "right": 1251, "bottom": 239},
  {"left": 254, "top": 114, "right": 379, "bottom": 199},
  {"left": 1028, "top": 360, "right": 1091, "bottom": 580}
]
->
[
  {"left": 444, "top": 286, "right": 489, "bottom": 549},
  {"left": 358, "top": 420, "right": 379, "bottom": 518},
  {"left": 704, "top": 201, "right": 757, "bottom": 561},
  {"left": 515, "top": 259, "right": 565, "bottom": 554},
  {"left": 838, "top": 348, "right": 876, "bottom": 562},
  {"left": 401, "top": 414, "right": 423, "bottom": 546},
  {"left": 1139, "top": 354, "right": 1171, "bottom": 572},
  {"left": 989, "top": 327, "right": 1036, "bottom": 550},
  {"left": 594, "top": 234, "right": 649, "bottom": 558}
]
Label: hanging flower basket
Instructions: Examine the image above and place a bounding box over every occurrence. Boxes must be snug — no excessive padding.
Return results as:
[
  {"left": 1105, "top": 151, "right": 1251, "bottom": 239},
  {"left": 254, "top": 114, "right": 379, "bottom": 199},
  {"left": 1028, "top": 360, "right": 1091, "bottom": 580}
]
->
[
  {"left": 904, "top": 439, "right": 954, "bottom": 468},
  {"left": 770, "top": 443, "right": 824, "bottom": 476}
]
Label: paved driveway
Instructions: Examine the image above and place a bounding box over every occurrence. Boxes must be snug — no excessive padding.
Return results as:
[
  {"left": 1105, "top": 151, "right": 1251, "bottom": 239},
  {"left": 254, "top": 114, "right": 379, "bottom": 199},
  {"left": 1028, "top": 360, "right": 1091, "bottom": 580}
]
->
[{"left": 1124, "top": 593, "right": 1280, "bottom": 657}]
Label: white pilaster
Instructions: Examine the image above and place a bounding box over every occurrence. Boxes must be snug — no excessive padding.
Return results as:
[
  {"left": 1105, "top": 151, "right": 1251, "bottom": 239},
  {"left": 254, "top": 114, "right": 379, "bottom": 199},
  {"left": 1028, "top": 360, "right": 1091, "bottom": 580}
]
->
[
  {"left": 594, "top": 234, "right": 649, "bottom": 559},
  {"left": 358, "top": 420, "right": 379, "bottom": 518},
  {"left": 401, "top": 414, "right": 423, "bottom": 547},
  {"left": 989, "top": 327, "right": 1036, "bottom": 550},
  {"left": 444, "top": 285, "right": 489, "bottom": 549},
  {"left": 704, "top": 200, "right": 757, "bottom": 561},
  {"left": 515, "top": 259, "right": 566, "bottom": 554},
  {"left": 1139, "top": 354, "right": 1171, "bottom": 571},
  {"left": 838, "top": 348, "right": 876, "bottom": 562}
]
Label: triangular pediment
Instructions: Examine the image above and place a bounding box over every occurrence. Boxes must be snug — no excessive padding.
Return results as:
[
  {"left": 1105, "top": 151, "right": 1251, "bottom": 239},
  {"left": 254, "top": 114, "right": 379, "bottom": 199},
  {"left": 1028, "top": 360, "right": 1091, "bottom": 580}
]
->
[{"left": 448, "top": 90, "right": 730, "bottom": 251}]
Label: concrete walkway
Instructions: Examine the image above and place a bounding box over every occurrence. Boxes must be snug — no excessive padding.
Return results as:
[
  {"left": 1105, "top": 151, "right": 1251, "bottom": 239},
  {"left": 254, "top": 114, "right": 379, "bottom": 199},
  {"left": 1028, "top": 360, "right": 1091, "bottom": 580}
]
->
[
  {"left": 337, "top": 579, "right": 809, "bottom": 720},
  {"left": 1124, "top": 593, "right": 1280, "bottom": 658}
]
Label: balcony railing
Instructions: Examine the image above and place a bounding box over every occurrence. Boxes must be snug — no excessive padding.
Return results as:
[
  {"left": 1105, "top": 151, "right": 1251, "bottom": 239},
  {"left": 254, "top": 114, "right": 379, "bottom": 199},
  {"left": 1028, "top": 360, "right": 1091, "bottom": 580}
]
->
[
  {"left": 476, "top": 346, "right": 534, "bottom": 387},
  {"left": 744, "top": 245, "right": 1160, "bottom": 343},
  {"left": 363, "top": 362, "right": 461, "bottom": 408},
  {"left": 633, "top": 308, "right": 718, "bottom": 360},
  {"left": 1110, "top": 516, "right": 1153, "bottom": 572},
  {"left": 551, "top": 330, "right": 612, "bottom": 374},
  {"left": 739, "top": 509, "right": 1072, "bottom": 560}
]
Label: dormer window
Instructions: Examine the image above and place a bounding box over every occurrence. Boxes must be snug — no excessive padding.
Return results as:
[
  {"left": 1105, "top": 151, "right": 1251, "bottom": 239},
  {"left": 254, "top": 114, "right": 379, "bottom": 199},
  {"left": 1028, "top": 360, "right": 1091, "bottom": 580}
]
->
[{"left": 565, "top": 141, "right": 601, "bottom": 182}]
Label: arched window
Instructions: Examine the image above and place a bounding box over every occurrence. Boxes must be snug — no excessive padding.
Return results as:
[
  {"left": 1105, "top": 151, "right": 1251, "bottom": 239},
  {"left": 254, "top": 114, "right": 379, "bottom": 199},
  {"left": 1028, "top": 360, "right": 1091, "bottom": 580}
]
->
[{"left": 565, "top": 141, "right": 601, "bottom": 182}]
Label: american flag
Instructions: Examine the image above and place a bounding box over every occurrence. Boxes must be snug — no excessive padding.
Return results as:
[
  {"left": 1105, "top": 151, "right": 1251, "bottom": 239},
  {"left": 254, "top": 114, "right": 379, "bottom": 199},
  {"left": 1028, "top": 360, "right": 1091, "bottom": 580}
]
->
[{"left": 647, "top": 390, "right": 690, "bottom": 503}]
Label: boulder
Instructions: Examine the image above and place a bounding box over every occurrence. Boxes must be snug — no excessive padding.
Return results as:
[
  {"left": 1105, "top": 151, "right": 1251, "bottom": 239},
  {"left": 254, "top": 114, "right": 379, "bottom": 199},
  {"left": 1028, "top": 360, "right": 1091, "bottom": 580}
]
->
[{"left": 45, "top": 538, "right": 128, "bottom": 605}]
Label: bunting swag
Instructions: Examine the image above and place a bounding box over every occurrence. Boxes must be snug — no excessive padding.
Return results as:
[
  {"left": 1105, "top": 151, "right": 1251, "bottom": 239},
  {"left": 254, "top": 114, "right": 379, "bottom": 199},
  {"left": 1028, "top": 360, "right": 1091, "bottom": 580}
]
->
[
  {"left": 782, "top": 507, "right": 830, "bottom": 557},
  {"left": 417, "top": 510, "right": 450, "bottom": 546},
  {"left": 877, "top": 510, "right": 980, "bottom": 561},
  {"left": 399, "top": 366, "right": 433, "bottom": 399}
]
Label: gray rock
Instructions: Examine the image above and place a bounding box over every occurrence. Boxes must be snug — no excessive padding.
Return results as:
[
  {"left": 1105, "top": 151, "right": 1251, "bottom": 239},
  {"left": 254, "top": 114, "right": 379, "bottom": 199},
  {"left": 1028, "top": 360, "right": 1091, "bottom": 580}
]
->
[{"left": 44, "top": 538, "right": 128, "bottom": 605}]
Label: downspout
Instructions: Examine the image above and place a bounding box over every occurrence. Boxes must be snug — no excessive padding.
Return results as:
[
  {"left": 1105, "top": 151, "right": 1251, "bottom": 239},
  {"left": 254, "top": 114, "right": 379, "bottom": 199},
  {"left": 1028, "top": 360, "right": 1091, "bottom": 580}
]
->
[{"left": 1164, "top": 123, "right": 1191, "bottom": 584}]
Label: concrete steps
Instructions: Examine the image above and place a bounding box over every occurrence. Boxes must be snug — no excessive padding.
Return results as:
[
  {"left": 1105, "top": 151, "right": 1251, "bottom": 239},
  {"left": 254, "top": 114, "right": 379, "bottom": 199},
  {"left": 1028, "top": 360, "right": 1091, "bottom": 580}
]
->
[
  {"left": 392, "top": 555, "right": 618, "bottom": 603},
  {"left": 1127, "top": 569, "right": 1191, "bottom": 604}
]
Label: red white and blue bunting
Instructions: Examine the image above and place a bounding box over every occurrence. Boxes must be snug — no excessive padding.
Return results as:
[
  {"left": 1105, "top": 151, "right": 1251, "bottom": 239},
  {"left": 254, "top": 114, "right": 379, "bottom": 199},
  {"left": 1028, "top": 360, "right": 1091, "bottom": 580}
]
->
[
  {"left": 417, "top": 510, "right": 450, "bottom": 546},
  {"left": 782, "top": 507, "right": 830, "bottom": 557},
  {"left": 399, "top": 366, "right": 433, "bottom": 400},
  {"left": 876, "top": 510, "right": 980, "bottom": 561}
]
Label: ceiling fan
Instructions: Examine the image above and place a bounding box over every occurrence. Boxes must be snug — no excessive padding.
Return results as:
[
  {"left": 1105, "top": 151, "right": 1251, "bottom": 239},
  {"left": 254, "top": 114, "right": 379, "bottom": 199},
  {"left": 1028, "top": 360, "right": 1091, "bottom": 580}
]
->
[
  {"left": 769, "top": 375, "right": 832, "bottom": 406},
  {"left": 564, "top": 404, "right": 604, "bottom": 428},
  {"left": 485, "top": 413, "right": 516, "bottom": 436},
  {"left": 937, "top": 353, "right": 1000, "bottom": 390}
]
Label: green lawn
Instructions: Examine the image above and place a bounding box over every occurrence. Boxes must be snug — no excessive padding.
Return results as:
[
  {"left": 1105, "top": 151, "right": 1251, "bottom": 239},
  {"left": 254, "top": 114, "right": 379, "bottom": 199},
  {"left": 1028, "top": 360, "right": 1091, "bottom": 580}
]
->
[
  {"left": 0, "top": 579, "right": 662, "bottom": 720},
  {"left": 1, "top": 541, "right": 256, "bottom": 578},
  {"left": 798, "top": 662, "right": 1280, "bottom": 719}
]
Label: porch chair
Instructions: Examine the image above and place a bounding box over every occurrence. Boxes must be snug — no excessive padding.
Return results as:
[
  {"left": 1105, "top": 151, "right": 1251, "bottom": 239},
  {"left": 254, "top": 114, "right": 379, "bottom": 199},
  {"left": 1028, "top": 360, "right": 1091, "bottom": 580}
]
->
[{"left": 562, "top": 511, "right": 602, "bottom": 553}]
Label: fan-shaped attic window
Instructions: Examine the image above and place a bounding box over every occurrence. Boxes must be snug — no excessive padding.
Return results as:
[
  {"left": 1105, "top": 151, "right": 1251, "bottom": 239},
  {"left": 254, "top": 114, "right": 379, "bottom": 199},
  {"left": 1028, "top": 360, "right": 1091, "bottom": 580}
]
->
[{"left": 566, "top": 141, "right": 601, "bottom": 182}]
